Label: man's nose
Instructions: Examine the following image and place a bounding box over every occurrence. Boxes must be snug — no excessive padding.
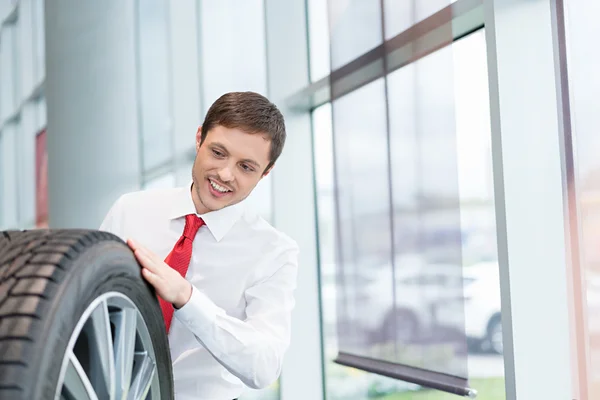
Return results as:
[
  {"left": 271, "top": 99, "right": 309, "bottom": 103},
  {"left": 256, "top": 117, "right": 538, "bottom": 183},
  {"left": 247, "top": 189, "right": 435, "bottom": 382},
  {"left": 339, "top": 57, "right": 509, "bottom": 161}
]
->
[{"left": 217, "top": 166, "right": 234, "bottom": 182}]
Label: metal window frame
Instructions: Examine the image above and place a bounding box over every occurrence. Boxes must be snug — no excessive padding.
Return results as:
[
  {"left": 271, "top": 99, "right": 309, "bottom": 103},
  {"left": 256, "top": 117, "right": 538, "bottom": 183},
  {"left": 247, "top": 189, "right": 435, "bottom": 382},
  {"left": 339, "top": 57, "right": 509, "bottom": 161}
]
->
[
  {"left": 285, "top": 0, "right": 484, "bottom": 112},
  {"left": 484, "top": 0, "right": 574, "bottom": 399}
]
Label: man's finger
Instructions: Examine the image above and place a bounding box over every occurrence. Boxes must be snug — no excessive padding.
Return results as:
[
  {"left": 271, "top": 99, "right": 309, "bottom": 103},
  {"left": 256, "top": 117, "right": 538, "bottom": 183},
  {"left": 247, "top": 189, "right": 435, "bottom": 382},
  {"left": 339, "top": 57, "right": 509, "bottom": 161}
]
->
[
  {"left": 134, "top": 248, "right": 161, "bottom": 273},
  {"left": 133, "top": 242, "right": 166, "bottom": 266},
  {"left": 142, "top": 267, "right": 163, "bottom": 286},
  {"left": 127, "top": 238, "right": 140, "bottom": 251}
]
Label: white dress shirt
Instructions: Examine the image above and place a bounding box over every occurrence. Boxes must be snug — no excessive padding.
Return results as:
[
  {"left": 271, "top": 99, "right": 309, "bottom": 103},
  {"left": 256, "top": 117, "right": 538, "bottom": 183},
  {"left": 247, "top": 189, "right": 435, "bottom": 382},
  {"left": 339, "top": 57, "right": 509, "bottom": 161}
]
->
[{"left": 99, "top": 183, "right": 299, "bottom": 400}]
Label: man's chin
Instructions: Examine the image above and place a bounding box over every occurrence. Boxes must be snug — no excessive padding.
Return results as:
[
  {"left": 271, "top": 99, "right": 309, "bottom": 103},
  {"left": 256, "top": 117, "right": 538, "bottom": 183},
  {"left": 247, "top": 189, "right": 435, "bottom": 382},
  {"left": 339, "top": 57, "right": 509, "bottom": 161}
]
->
[{"left": 199, "top": 193, "right": 231, "bottom": 212}]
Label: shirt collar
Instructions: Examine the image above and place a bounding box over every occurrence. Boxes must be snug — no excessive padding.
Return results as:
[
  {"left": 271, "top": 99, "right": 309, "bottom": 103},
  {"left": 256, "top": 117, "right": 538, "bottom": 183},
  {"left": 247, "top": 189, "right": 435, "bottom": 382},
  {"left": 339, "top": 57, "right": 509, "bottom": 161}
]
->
[{"left": 169, "top": 181, "right": 246, "bottom": 242}]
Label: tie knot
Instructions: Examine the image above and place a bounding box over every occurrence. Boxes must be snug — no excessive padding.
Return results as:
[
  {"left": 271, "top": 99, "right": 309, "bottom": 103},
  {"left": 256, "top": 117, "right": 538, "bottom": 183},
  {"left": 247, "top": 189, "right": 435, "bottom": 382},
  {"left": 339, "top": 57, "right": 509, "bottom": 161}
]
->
[{"left": 183, "top": 214, "right": 204, "bottom": 240}]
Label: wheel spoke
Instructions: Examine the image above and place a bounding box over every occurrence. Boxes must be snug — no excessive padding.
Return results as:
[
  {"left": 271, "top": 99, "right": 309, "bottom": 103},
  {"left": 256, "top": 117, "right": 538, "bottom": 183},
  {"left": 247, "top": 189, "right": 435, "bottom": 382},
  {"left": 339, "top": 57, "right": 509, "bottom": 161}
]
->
[
  {"left": 128, "top": 352, "right": 156, "bottom": 400},
  {"left": 57, "top": 293, "right": 161, "bottom": 400},
  {"left": 87, "top": 300, "right": 116, "bottom": 399},
  {"left": 148, "top": 366, "right": 161, "bottom": 400},
  {"left": 112, "top": 307, "right": 137, "bottom": 399},
  {"left": 62, "top": 352, "right": 99, "bottom": 400}
]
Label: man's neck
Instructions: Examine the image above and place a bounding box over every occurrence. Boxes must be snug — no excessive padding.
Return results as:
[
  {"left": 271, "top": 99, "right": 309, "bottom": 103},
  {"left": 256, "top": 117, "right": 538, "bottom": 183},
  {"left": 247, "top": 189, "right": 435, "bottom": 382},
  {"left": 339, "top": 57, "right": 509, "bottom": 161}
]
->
[{"left": 190, "top": 183, "right": 211, "bottom": 215}]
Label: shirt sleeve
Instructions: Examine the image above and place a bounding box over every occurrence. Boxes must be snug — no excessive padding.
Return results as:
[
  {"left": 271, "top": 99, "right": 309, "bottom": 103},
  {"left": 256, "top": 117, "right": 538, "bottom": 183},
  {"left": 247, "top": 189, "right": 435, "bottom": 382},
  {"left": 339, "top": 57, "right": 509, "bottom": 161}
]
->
[
  {"left": 99, "top": 195, "right": 126, "bottom": 240},
  {"left": 173, "top": 243, "right": 299, "bottom": 389}
]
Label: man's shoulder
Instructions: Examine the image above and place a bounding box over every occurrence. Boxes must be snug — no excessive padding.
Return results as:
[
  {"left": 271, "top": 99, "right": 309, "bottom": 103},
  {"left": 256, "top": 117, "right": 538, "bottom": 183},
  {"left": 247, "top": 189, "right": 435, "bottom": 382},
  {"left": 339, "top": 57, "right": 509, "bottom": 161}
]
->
[
  {"left": 118, "top": 188, "right": 182, "bottom": 205},
  {"left": 113, "top": 186, "right": 182, "bottom": 211},
  {"left": 240, "top": 211, "right": 299, "bottom": 254}
]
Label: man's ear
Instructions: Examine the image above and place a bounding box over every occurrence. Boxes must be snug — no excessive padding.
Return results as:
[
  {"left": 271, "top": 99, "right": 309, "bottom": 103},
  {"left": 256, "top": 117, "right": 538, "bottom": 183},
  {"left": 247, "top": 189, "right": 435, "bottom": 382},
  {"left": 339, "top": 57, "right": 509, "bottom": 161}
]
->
[{"left": 196, "top": 126, "right": 203, "bottom": 150}]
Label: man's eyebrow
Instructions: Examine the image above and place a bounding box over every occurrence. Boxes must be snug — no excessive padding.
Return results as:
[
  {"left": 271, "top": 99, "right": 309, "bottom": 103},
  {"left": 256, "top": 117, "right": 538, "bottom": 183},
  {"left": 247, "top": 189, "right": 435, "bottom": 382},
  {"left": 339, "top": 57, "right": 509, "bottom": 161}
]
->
[
  {"left": 241, "top": 158, "right": 261, "bottom": 168},
  {"left": 209, "top": 142, "right": 228, "bottom": 152}
]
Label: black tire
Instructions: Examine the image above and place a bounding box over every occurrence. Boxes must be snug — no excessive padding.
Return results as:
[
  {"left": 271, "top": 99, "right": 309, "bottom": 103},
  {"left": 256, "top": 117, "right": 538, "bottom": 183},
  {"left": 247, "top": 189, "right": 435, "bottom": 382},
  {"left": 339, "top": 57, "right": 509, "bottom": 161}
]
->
[
  {"left": 0, "top": 229, "right": 173, "bottom": 400},
  {"left": 485, "top": 313, "right": 503, "bottom": 355}
]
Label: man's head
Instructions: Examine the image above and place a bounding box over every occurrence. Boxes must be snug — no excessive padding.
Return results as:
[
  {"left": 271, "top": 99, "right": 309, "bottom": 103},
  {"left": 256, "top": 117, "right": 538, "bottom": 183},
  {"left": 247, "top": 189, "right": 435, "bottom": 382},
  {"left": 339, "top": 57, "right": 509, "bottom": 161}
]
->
[{"left": 191, "top": 91, "right": 286, "bottom": 214}]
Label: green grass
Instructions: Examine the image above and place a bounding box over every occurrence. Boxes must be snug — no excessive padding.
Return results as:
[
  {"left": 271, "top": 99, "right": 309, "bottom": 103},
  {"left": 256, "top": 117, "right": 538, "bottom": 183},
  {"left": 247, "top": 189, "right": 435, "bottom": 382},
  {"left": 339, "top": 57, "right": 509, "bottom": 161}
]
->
[{"left": 379, "top": 378, "right": 506, "bottom": 400}]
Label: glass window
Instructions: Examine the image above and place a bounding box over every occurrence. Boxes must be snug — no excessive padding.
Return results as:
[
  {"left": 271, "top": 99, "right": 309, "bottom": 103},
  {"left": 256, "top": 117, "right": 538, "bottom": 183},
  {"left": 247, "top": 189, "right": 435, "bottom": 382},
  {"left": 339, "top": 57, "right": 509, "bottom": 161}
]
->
[
  {"left": 314, "top": 29, "right": 505, "bottom": 399},
  {"left": 307, "top": 0, "right": 331, "bottom": 82},
  {"left": 387, "top": 29, "right": 466, "bottom": 377},
  {"left": 137, "top": 0, "right": 174, "bottom": 170},
  {"left": 563, "top": 2, "right": 600, "bottom": 398},
  {"left": 383, "top": 0, "right": 452, "bottom": 40},
  {"left": 199, "top": 0, "right": 267, "bottom": 110},
  {"left": 327, "top": 0, "right": 382, "bottom": 70},
  {"left": 331, "top": 78, "right": 395, "bottom": 362}
]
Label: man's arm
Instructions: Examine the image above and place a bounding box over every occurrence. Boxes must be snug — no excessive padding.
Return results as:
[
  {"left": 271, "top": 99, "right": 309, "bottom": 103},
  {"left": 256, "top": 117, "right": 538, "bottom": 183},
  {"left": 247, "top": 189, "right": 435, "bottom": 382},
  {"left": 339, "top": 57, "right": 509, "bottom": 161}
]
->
[{"left": 129, "top": 239, "right": 299, "bottom": 389}]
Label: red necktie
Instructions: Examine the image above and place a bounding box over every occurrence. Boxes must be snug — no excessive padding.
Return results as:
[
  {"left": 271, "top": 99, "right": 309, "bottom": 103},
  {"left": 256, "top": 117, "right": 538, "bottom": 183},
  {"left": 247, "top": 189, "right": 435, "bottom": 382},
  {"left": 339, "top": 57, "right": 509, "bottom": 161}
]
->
[{"left": 160, "top": 214, "right": 205, "bottom": 332}]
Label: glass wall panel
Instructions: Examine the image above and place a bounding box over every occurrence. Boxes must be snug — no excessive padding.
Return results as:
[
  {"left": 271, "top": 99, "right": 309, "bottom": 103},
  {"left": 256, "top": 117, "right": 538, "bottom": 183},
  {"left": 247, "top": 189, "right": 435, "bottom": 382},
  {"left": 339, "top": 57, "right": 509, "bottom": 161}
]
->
[
  {"left": 315, "top": 29, "right": 505, "bottom": 399},
  {"left": 327, "top": 0, "right": 382, "bottom": 70},
  {"left": 308, "top": 0, "right": 331, "bottom": 82},
  {"left": 383, "top": 0, "right": 452, "bottom": 40},
  {"left": 563, "top": 1, "right": 600, "bottom": 397},
  {"left": 387, "top": 32, "right": 465, "bottom": 376},
  {"left": 331, "top": 78, "right": 394, "bottom": 361}
]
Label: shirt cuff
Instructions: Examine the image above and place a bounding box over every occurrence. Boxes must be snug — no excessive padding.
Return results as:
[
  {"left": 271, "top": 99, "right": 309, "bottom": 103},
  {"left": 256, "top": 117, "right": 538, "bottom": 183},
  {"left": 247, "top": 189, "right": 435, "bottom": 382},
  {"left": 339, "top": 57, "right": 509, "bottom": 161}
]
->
[{"left": 173, "top": 285, "right": 220, "bottom": 337}]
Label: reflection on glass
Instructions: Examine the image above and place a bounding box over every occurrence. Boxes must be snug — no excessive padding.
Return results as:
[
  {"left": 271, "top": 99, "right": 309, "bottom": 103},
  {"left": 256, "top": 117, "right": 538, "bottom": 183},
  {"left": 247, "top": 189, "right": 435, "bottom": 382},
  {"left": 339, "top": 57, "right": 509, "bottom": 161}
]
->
[
  {"left": 308, "top": 0, "right": 331, "bottom": 82},
  {"left": 383, "top": 0, "right": 452, "bottom": 40},
  {"left": 314, "top": 29, "right": 505, "bottom": 400},
  {"left": 564, "top": 1, "right": 600, "bottom": 398},
  {"left": 327, "top": 0, "right": 382, "bottom": 69},
  {"left": 332, "top": 78, "right": 394, "bottom": 362},
  {"left": 387, "top": 27, "right": 465, "bottom": 377},
  {"left": 137, "top": 0, "right": 173, "bottom": 170}
]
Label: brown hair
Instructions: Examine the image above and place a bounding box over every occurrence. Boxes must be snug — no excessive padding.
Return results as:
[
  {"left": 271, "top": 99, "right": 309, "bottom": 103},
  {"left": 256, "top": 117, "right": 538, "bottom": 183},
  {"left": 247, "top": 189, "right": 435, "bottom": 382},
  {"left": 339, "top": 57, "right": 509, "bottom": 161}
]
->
[{"left": 200, "top": 92, "right": 286, "bottom": 173}]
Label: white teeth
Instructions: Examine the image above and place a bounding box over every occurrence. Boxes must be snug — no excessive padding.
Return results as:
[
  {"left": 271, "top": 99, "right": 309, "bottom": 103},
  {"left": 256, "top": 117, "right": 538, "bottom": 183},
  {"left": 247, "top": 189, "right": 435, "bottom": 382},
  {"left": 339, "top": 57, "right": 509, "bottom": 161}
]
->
[{"left": 210, "top": 180, "right": 230, "bottom": 193}]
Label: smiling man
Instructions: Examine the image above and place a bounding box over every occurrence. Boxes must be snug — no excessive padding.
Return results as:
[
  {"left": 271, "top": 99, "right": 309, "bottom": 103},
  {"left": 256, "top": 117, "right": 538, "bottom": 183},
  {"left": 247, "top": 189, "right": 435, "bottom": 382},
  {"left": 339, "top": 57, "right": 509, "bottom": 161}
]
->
[{"left": 99, "top": 92, "right": 298, "bottom": 400}]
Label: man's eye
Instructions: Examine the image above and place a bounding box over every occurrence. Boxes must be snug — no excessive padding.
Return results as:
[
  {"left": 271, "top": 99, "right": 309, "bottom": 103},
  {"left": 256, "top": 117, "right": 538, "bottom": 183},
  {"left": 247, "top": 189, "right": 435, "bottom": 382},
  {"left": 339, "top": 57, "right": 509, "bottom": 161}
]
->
[
  {"left": 241, "top": 164, "right": 254, "bottom": 172},
  {"left": 213, "top": 149, "right": 223, "bottom": 157}
]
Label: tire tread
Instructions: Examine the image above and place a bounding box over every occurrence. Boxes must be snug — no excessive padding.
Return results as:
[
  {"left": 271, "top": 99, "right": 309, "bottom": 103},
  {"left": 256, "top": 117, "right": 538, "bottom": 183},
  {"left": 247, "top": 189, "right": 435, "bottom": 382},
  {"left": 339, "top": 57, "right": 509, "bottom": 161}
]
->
[{"left": 0, "top": 229, "right": 124, "bottom": 396}]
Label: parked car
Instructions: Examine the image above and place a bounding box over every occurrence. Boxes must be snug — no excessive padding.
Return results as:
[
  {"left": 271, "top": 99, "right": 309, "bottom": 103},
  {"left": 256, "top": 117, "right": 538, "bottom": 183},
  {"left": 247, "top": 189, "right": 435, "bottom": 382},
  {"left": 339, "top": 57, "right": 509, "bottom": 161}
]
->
[{"left": 463, "top": 262, "right": 503, "bottom": 354}]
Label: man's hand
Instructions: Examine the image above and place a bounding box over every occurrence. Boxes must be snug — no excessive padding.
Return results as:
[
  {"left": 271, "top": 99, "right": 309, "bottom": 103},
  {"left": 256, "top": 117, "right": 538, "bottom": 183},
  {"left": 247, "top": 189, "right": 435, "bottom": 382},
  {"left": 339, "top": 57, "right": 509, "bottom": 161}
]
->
[{"left": 127, "top": 238, "right": 193, "bottom": 309}]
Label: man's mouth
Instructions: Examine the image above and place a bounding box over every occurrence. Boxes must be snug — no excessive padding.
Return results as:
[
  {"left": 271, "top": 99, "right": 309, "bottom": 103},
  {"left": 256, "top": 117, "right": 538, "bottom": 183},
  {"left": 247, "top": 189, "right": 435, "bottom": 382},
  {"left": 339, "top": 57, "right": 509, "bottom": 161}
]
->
[{"left": 208, "top": 178, "right": 232, "bottom": 195}]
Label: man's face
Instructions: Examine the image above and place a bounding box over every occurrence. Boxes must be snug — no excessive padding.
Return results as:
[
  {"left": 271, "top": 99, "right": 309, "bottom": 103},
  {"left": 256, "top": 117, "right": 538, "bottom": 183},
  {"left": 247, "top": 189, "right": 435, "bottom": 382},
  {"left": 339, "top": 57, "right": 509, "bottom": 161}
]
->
[{"left": 191, "top": 124, "right": 272, "bottom": 214}]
